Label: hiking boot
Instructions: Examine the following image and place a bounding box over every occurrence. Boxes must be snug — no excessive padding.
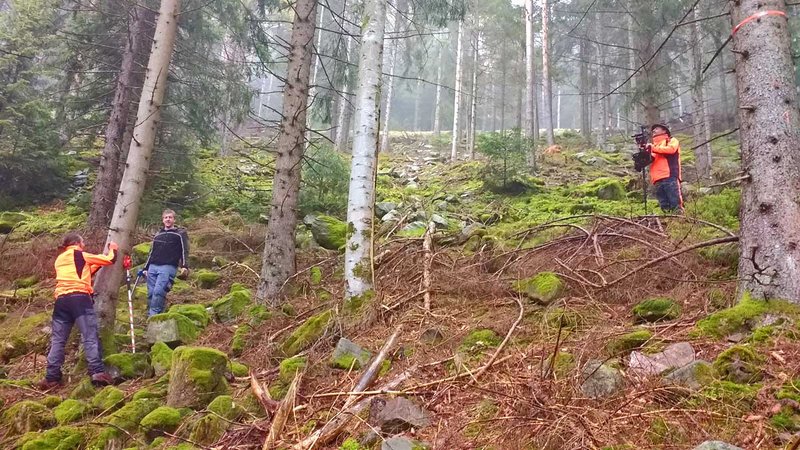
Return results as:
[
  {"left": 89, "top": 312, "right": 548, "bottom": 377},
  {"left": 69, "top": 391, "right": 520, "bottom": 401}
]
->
[
  {"left": 90, "top": 372, "right": 114, "bottom": 386},
  {"left": 35, "top": 379, "right": 63, "bottom": 391}
]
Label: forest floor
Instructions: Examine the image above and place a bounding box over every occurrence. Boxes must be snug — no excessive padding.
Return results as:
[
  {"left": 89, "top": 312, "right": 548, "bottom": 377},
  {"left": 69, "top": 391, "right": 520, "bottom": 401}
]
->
[{"left": 1, "top": 131, "right": 799, "bottom": 450}]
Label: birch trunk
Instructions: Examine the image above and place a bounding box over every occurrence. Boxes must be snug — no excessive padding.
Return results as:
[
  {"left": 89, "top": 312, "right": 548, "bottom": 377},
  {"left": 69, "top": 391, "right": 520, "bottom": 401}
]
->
[
  {"left": 450, "top": 21, "right": 464, "bottom": 162},
  {"left": 732, "top": 0, "right": 800, "bottom": 302},
  {"left": 541, "top": 0, "right": 555, "bottom": 146},
  {"left": 344, "top": 0, "right": 387, "bottom": 303},
  {"left": 433, "top": 44, "right": 443, "bottom": 135},
  {"left": 92, "top": 0, "right": 181, "bottom": 335},
  {"left": 255, "top": 0, "right": 317, "bottom": 305},
  {"left": 691, "top": 4, "right": 712, "bottom": 181},
  {"left": 524, "top": 0, "right": 537, "bottom": 169},
  {"left": 87, "top": 4, "right": 147, "bottom": 235},
  {"left": 413, "top": 78, "right": 422, "bottom": 132},
  {"left": 579, "top": 39, "right": 590, "bottom": 143},
  {"left": 467, "top": 31, "right": 479, "bottom": 159}
]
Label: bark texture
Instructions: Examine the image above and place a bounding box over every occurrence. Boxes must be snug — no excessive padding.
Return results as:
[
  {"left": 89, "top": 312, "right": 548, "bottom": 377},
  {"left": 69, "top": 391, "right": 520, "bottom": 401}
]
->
[
  {"left": 467, "top": 30, "right": 479, "bottom": 159},
  {"left": 256, "top": 0, "right": 317, "bottom": 305},
  {"left": 691, "top": 4, "right": 712, "bottom": 181},
  {"left": 541, "top": 0, "right": 555, "bottom": 146},
  {"left": 524, "top": 0, "right": 537, "bottom": 169},
  {"left": 732, "top": 0, "right": 800, "bottom": 302},
  {"left": 450, "top": 21, "right": 464, "bottom": 161},
  {"left": 379, "top": 0, "right": 407, "bottom": 154}
]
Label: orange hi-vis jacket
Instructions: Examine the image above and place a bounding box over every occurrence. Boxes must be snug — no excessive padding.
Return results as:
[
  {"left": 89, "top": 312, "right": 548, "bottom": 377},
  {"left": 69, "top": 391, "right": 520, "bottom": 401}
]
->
[
  {"left": 649, "top": 134, "right": 681, "bottom": 184},
  {"left": 54, "top": 244, "right": 117, "bottom": 298}
]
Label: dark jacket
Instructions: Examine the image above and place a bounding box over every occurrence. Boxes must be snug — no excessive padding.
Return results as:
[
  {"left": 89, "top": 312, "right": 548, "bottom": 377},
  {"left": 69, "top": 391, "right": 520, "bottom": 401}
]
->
[{"left": 144, "top": 227, "right": 189, "bottom": 270}]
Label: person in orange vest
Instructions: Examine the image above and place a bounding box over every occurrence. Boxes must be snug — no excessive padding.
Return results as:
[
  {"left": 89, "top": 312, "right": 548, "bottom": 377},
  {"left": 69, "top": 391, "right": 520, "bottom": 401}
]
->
[
  {"left": 36, "top": 233, "right": 117, "bottom": 390},
  {"left": 646, "top": 124, "right": 683, "bottom": 213}
]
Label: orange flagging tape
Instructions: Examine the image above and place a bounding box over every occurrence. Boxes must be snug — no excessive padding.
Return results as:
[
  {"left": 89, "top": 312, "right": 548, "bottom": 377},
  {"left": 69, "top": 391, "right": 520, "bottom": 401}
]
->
[{"left": 732, "top": 10, "right": 787, "bottom": 35}]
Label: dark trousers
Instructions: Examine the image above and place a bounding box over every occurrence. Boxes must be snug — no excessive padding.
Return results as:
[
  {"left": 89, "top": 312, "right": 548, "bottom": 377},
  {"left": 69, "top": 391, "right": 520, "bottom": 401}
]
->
[
  {"left": 654, "top": 177, "right": 683, "bottom": 213},
  {"left": 45, "top": 293, "right": 105, "bottom": 381}
]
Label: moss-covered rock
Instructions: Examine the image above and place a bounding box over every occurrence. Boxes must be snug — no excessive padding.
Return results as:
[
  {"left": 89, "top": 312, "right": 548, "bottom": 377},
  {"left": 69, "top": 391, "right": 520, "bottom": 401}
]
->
[
  {"left": 458, "top": 329, "right": 501, "bottom": 355},
  {"left": 188, "top": 414, "right": 228, "bottom": 446},
  {"left": 207, "top": 395, "right": 245, "bottom": 421},
  {"left": 270, "top": 356, "right": 307, "bottom": 400},
  {"left": 576, "top": 177, "right": 626, "bottom": 200},
  {"left": 770, "top": 406, "right": 800, "bottom": 431},
  {"left": 230, "top": 324, "right": 251, "bottom": 357},
  {"left": 248, "top": 304, "right": 272, "bottom": 326},
  {"left": 544, "top": 307, "right": 584, "bottom": 330},
  {"left": 229, "top": 360, "right": 249, "bottom": 377},
  {"left": 91, "top": 386, "right": 125, "bottom": 412},
  {"left": 140, "top": 406, "right": 185, "bottom": 440},
  {"left": 150, "top": 341, "right": 174, "bottom": 376},
  {"left": 713, "top": 345, "right": 764, "bottom": 384},
  {"left": 330, "top": 338, "right": 372, "bottom": 370},
  {"left": 694, "top": 294, "right": 800, "bottom": 338},
  {"left": 545, "top": 352, "right": 576, "bottom": 377},
  {"left": 192, "top": 269, "right": 222, "bottom": 289},
  {"left": 513, "top": 272, "right": 565, "bottom": 304},
  {"left": 310, "top": 266, "right": 323, "bottom": 285},
  {"left": 54, "top": 399, "right": 89, "bottom": 425},
  {"left": 776, "top": 379, "right": 800, "bottom": 402},
  {"left": 70, "top": 378, "right": 96, "bottom": 400},
  {"left": 16, "top": 425, "right": 84, "bottom": 450},
  {"left": 105, "top": 398, "right": 160, "bottom": 433},
  {"left": 2, "top": 400, "right": 56, "bottom": 434},
  {"left": 13, "top": 275, "right": 39, "bottom": 289},
  {"left": 307, "top": 215, "right": 347, "bottom": 251},
  {"left": 281, "top": 309, "right": 333, "bottom": 356},
  {"left": 663, "top": 360, "right": 714, "bottom": 391},
  {"left": 0, "top": 311, "right": 51, "bottom": 362},
  {"left": 0, "top": 211, "right": 27, "bottom": 233},
  {"left": 103, "top": 352, "right": 153, "bottom": 380},
  {"left": 168, "top": 304, "right": 211, "bottom": 328},
  {"left": 132, "top": 242, "right": 152, "bottom": 265},
  {"left": 145, "top": 312, "right": 200, "bottom": 346},
  {"left": 211, "top": 287, "right": 253, "bottom": 322},
  {"left": 633, "top": 298, "right": 681, "bottom": 323},
  {"left": 84, "top": 426, "right": 121, "bottom": 450},
  {"left": 606, "top": 329, "right": 653, "bottom": 356},
  {"left": 167, "top": 346, "right": 230, "bottom": 409}
]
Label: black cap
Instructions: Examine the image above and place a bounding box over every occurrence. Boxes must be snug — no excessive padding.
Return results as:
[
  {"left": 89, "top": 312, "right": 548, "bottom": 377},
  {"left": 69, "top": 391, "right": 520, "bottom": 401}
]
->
[{"left": 651, "top": 123, "right": 671, "bottom": 136}]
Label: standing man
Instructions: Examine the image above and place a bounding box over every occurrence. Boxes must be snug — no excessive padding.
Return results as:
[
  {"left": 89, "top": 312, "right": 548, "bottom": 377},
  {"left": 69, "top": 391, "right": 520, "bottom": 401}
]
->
[
  {"left": 647, "top": 124, "right": 683, "bottom": 213},
  {"left": 142, "top": 209, "right": 189, "bottom": 316}
]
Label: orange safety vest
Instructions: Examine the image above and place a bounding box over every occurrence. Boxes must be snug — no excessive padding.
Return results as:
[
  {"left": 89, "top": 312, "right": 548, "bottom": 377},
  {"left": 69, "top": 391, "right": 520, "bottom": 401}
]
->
[
  {"left": 650, "top": 134, "right": 681, "bottom": 184},
  {"left": 54, "top": 245, "right": 117, "bottom": 298}
]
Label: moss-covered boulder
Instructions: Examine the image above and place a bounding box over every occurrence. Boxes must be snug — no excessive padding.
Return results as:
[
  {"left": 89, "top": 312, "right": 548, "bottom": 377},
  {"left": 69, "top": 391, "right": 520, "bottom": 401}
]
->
[
  {"left": 132, "top": 384, "right": 168, "bottom": 401},
  {"left": 230, "top": 324, "right": 251, "bottom": 357},
  {"left": 103, "top": 352, "right": 153, "bottom": 380},
  {"left": 458, "top": 329, "right": 501, "bottom": 355},
  {"left": 0, "top": 211, "right": 27, "bottom": 234},
  {"left": 269, "top": 356, "right": 307, "bottom": 400},
  {"left": 167, "top": 346, "right": 230, "bottom": 409},
  {"left": 13, "top": 275, "right": 39, "bottom": 289},
  {"left": 580, "top": 361, "right": 625, "bottom": 399},
  {"left": 16, "top": 425, "right": 84, "bottom": 450},
  {"left": 248, "top": 304, "right": 272, "bottom": 326},
  {"left": 544, "top": 307, "right": 584, "bottom": 330},
  {"left": 281, "top": 309, "right": 333, "bottom": 356},
  {"left": 330, "top": 338, "right": 372, "bottom": 370},
  {"left": 188, "top": 414, "right": 228, "bottom": 446},
  {"left": 207, "top": 395, "right": 245, "bottom": 421},
  {"left": 545, "top": 352, "right": 576, "bottom": 377},
  {"left": 2, "top": 400, "right": 56, "bottom": 434},
  {"left": 633, "top": 298, "right": 681, "bottom": 323},
  {"left": 605, "top": 329, "right": 653, "bottom": 356},
  {"left": 131, "top": 242, "right": 152, "bottom": 265},
  {"left": 41, "top": 395, "right": 63, "bottom": 408},
  {"left": 105, "top": 398, "right": 160, "bottom": 433},
  {"left": 192, "top": 269, "right": 222, "bottom": 289},
  {"left": 663, "top": 360, "right": 714, "bottom": 391},
  {"left": 54, "top": 399, "right": 89, "bottom": 425},
  {"left": 229, "top": 360, "right": 249, "bottom": 377},
  {"left": 0, "top": 311, "right": 51, "bottom": 362},
  {"left": 211, "top": 286, "right": 253, "bottom": 322},
  {"left": 145, "top": 312, "right": 200, "bottom": 346},
  {"left": 513, "top": 272, "right": 565, "bottom": 304},
  {"left": 140, "top": 406, "right": 185, "bottom": 440},
  {"left": 91, "top": 386, "right": 125, "bottom": 412},
  {"left": 70, "top": 378, "right": 96, "bottom": 400},
  {"left": 713, "top": 345, "right": 764, "bottom": 384},
  {"left": 576, "top": 177, "right": 626, "bottom": 200},
  {"left": 694, "top": 294, "right": 800, "bottom": 338},
  {"left": 150, "top": 341, "right": 174, "bottom": 376},
  {"left": 306, "top": 215, "right": 347, "bottom": 251},
  {"left": 168, "top": 304, "right": 211, "bottom": 328}
]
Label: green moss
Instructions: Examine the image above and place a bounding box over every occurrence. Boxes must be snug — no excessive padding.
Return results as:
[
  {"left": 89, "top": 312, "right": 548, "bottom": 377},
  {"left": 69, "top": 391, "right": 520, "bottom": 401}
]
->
[
  {"left": 339, "top": 437, "right": 365, "bottom": 450},
  {"left": 270, "top": 356, "right": 307, "bottom": 400},
  {"left": 106, "top": 399, "right": 160, "bottom": 432},
  {"left": 606, "top": 329, "right": 653, "bottom": 356},
  {"left": 70, "top": 378, "right": 96, "bottom": 400},
  {"left": 544, "top": 308, "right": 584, "bottom": 330},
  {"left": 140, "top": 406, "right": 184, "bottom": 438},
  {"left": 694, "top": 293, "right": 800, "bottom": 338},
  {"left": 459, "top": 329, "right": 501, "bottom": 355},
  {"left": 513, "top": 272, "right": 565, "bottom": 304},
  {"left": 150, "top": 341, "right": 174, "bottom": 376},
  {"left": 281, "top": 310, "right": 333, "bottom": 356},
  {"left": 145, "top": 312, "right": 200, "bottom": 344},
  {"left": 17, "top": 425, "right": 84, "bottom": 450},
  {"left": 633, "top": 298, "right": 680, "bottom": 323},
  {"left": 0, "top": 311, "right": 51, "bottom": 362},
  {"left": 207, "top": 395, "right": 245, "bottom": 421},
  {"left": 188, "top": 414, "right": 227, "bottom": 446},
  {"left": 309, "top": 215, "right": 347, "bottom": 250},
  {"left": 231, "top": 324, "right": 252, "bottom": 357},
  {"left": 574, "top": 177, "right": 626, "bottom": 200},
  {"left": 248, "top": 304, "right": 272, "bottom": 326},
  {"left": 695, "top": 380, "right": 760, "bottom": 412},
  {"left": 237, "top": 392, "right": 268, "bottom": 419},
  {"left": 54, "top": 399, "right": 89, "bottom": 425},
  {"left": 132, "top": 385, "right": 167, "bottom": 401},
  {"left": 776, "top": 379, "right": 800, "bottom": 402},
  {"left": 379, "top": 359, "right": 392, "bottom": 377},
  {"left": 545, "top": 352, "right": 575, "bottom": 377},
  {"left": 0, "top": 211, "right": 28, "bottom": 233},
  {"left": 103, "top": 352, "right": 153, "bottom": 379},
  {"left": 2, "top": 400, "right": 56, "bottom": 434},
  {"left": 310, "top": 266, "right": 323, "bottom": 285},
  {"left": 13, "top": 275, "right": 39, "bottom": 288},
  {"left": 229, "top": 360, "right": 249, "bottom": 377},
  {"left": 168, "top": 346, "right": 230, "bottom": 409},
  {"left": 84, "top": 426, "right": 119, "bottom": 450},
  {"left": 91, "top": 386, "right": 125, "bottom": 411},
  {"left": 713, "top": 345, "right": 764, "bottom": 384},
  {"left": 192, "top": 269, "right": 222, "bottom": 289},
  {"left": 344, "top": 289, "right": 374, "bottom": 314},
  {"left": 41, "top": 395, "right": 63, "bottom": 408},
  {"left": 132, "top": 242, "right": 152, "bottom": 265},
  {"left": 168, "top": 304, "right": 211, "bottom": 327},
  {"left": 771, "top": 407, "right": 800, "bottom": 431},
  {"left": 211, "top": 287, "right": 253, "bottom": 322}
]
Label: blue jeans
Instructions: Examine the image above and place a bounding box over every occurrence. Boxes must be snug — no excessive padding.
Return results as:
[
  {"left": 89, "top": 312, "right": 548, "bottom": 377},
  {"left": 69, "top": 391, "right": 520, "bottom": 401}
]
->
[
  {"left": 654, "top": 177, "right": 683, "bottom": 213},
  {"left": 46, "top": 294, "right": 105, "bottom": 381},
  {"left": 146, "top": 264, "right": 177, "bottom": 317}
]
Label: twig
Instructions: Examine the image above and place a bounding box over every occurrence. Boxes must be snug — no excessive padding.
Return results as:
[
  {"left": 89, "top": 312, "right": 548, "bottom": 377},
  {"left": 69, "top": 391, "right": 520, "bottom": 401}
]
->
[
  {"left": 471, "top": 296, "right": 524, "bottom": 383},
  {"left": 404, "top": 353, "right": 519, "bottom": 391},
  {"left": 422, "top": 220, "right": 435, "bottom": 311},
  {"left": 250, "top": 371, "right": 279, "bottom": 419},
  {"left": 264, "top": 370, "right": 303, "bottom": 450},
  {"left": 708, "top": 173, "right": 750, "bottom": 188}
]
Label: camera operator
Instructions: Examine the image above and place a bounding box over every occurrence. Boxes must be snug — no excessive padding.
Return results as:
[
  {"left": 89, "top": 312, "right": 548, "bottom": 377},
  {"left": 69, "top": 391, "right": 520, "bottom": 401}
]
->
[{"left": 645, "top": 124, "right": 683, "bottom": 213}]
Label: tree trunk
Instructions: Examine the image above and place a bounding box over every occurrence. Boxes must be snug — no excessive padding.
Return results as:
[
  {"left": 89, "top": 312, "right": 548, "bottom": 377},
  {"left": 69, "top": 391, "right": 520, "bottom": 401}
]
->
[
  {"left": 380, "top": 0, "right": 406, "bottom": 154},
  {"left": 579, "top": 39, "right": 590, "bottom": 143},
  {"left": 92, "top": 0, "right": 180, "bottom": 337},
  {"left": 344, "top": 0, "right": 387, "bottom": 302},
  {"left": 717, "top": 39, "right": 733, "bottom": 130},
  {"left": 556, "top": 88, "right": 561, "bottom": 130},
  {"left": 627, "top": 0, "right": 639, "bottom": 129},
  {"left": 467, "top": 31, "right": 479, "bottom": 159},
  {"left": 692, "top": 4, "right": 712, "bottom": 182},
  {"left": 255, "top": 0, "right": 317, "bottom": 305},
  {"left": 336, "top": 33, "right": 355, "bottom": 153},
  {"left": 499, "top": 59, "right": 506, "bottom": 132},
  {"left": 87, "top": 4, "right": 147, "bottom": 236},
  {"left": 732, "top": 0, "right": 800, "bottom": 302},
  {"left": 541, "top": 0, "right": 555, "bottom": 146},
  {"left": 524, "top": 0, "right": 537, "bottom": 169},
  {"left": 450, "top": 21, "right": 464, "bottom": 161},
  {"left": 413, "top": 77, "right": 422, "bottom": 131},
  {"left": 433, "top": 44, "right": 443, "bottom": 135}
]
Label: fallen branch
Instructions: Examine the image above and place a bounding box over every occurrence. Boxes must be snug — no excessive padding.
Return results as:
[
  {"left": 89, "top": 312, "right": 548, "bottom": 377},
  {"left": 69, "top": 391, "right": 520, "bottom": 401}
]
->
[
  {"left": 250, "top": 371, "right": 279, "bottom": 419},
  {"left": 422, "top": 220, "right": 435, "bottom": 311},
  {"left": 264, "top": 370, "right": 303, "bottom": 450},
  {"left": 470, "top": 295, "right": 524, "bottom": 384}
]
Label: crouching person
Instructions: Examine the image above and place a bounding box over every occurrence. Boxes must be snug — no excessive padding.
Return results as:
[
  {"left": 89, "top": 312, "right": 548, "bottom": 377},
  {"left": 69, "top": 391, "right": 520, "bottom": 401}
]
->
[{"left": 37, "top": 233, "right": 117, "bottom": 390}]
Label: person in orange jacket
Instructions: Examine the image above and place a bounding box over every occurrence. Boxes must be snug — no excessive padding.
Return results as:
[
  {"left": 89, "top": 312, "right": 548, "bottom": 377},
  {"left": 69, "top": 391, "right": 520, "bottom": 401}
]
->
[
  {"left": 646, "top": 124, "right": 683, "bottom": 212},
  {"left": 37, "top": 233, "right": 118, "bottom": 390}
]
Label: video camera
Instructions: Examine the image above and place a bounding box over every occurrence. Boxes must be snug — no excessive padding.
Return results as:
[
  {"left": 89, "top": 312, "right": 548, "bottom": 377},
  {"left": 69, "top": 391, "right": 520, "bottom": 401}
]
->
[{"left": 631, "top": 125, "right": 653, "bottom": 172}]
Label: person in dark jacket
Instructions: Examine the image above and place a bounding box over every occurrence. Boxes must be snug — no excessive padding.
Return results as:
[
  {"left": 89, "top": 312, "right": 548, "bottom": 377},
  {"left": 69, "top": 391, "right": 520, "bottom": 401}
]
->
[
  {"left": 142, "top": 209, "right": 189, "bottom": 316},
  {"left": 646, "top": 124, "right": 683, "bottom": 213}
]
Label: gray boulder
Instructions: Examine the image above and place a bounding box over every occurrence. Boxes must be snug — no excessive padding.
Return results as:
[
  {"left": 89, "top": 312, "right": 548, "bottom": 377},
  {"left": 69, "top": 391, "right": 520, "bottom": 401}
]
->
[
  {"left": 373, "top": 397, "right": 430, "bottom": 434},
  {"left": 330, "top": 338, "right": 372, "bottom": 370},
  {"left": 581, "top": 361, "right": 624, "bottom": 399},
  {"left": 382, "top": 437, "right": 430, "bottom": 450},
  {"left": 692, "top": 441, "right": 744, "bottom": 450},
  {"left": 376, "top": 202, "right": 398, "bottom": 219},
  {"left": 629, "top": 342, "right": 696, "bottom": 377},
  {"left": 663, "top": 360, "right": 713, "bottom": 390}
]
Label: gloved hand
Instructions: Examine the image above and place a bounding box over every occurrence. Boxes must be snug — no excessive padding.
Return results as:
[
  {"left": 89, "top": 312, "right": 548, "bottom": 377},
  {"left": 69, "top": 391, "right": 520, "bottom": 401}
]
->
[
  {"left": 177, "top": 267, "right": 190, "bottom": 280},
  {"left": 138, "top": 269, "right": 146, "bottom": 278}
]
